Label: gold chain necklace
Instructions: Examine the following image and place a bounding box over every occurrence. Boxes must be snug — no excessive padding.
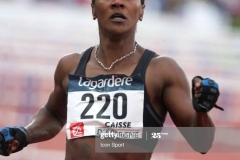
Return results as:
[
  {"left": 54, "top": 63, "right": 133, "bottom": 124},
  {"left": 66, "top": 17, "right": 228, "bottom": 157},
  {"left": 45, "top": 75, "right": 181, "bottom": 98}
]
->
[{"left": 94, "top": 42, "right": 138, "bottom": 70}]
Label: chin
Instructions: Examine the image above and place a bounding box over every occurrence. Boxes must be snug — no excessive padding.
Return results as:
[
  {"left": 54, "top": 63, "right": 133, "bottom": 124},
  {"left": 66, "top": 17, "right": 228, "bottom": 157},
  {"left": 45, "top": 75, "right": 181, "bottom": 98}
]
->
[{"left": 109, "top": 28, "right": 132, "bottom": 36}]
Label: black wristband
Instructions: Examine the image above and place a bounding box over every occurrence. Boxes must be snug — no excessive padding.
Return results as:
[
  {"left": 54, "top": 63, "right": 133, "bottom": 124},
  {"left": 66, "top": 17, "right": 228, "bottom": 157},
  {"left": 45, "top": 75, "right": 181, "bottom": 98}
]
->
[
  {"left": 192, "top": 76, "right": 224, "bottom": 112},
  {"left": 11, "top": 127, "right": 29, "bottom": 153},
  {"left": 0, "top": 126, "right": 29, "bottom": 156}
]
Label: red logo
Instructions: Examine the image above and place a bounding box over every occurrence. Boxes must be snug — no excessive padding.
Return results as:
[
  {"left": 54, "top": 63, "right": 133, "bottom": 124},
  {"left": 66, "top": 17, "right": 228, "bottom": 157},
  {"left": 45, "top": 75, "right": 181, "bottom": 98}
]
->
[{"left": 70, "top": 122, "right": 84, "bottom": 138}]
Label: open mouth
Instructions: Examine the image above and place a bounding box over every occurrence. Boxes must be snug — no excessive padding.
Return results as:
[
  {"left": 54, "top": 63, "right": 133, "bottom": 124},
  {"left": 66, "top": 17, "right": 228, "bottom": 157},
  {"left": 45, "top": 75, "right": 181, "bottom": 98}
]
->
[{"left": 110, "top": 13, "right": 127, "bottom": 20}]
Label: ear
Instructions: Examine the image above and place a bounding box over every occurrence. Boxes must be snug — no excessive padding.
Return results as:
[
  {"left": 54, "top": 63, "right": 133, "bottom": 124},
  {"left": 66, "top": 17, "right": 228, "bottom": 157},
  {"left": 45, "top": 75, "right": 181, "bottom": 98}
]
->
[
  {"left": 91, "top": 3, "right": 97, "bottom": 20},
  {"left": 139, "top": 4, "right": 145, "bottom": 21}
]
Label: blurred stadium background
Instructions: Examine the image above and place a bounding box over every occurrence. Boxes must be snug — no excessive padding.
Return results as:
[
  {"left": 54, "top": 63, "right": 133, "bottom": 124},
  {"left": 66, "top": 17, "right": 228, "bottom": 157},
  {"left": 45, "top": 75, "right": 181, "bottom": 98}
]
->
[{"left": 0, "top": 0, "right": 240, "bottom": 159}]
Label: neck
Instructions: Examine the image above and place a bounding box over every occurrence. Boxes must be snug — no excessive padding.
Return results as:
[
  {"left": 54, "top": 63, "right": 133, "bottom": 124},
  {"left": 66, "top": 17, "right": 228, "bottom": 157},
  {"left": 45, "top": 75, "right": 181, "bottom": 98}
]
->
[
  {"left": 95, "top": 42, "right": 138, "bottom": 70},
  {"left": 96, "top": 37, "right": 137, "bottom": 65}
]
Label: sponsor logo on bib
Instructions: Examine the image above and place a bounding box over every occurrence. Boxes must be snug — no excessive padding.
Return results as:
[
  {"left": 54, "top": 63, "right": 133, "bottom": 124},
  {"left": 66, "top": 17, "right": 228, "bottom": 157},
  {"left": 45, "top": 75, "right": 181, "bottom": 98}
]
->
[
  {"left": 70, "top": 122, "right": 84, "bottom": 138},
  {"left": 78, "top": 75, "right": 133, "bottom": 90}
]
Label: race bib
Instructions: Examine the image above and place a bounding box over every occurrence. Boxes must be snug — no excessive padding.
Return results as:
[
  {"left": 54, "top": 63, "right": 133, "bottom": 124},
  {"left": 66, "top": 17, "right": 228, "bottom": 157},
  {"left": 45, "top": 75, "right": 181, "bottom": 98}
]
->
[{"left": 66, "top": 74, "right": 144, "bottom": 139}]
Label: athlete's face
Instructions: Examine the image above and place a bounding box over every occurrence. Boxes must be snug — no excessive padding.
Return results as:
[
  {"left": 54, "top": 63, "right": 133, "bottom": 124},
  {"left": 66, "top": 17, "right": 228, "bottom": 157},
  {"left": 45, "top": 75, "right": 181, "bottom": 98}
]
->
[{"left": 91, "top": 0, "right": 145, "bottom": 35}]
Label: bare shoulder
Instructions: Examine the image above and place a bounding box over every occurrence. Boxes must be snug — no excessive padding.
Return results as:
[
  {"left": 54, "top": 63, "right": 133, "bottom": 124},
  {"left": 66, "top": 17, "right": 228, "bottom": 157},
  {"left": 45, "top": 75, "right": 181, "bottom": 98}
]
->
[
  {"left": 58, "top": 53, "right": 83, "bottom": 69},
  {"left": 150, "top": 55, "right": 180, "bottom": 68},
  {"left": 55, "top": 53, "right": 83, "bottom": 77},
  {"left": 148, "top": 55, "right": 185, "bottom": 80}
]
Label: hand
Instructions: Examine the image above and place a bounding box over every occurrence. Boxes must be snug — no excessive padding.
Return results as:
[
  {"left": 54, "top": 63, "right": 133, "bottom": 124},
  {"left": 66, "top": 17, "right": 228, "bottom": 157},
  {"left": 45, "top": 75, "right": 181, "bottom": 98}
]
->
[
  {"left": 192, "top": 76, "right": 224, "bottom": 112},
  {"left": 0, "top": 127, "right": 29, "bottom": 156}
]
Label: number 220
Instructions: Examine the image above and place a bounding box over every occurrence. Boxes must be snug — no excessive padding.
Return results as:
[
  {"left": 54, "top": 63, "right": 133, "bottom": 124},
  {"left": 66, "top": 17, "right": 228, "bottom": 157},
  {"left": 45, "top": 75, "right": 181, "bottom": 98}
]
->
[{"left": 80, "top": 93, "right": 127, "bottom": 120}]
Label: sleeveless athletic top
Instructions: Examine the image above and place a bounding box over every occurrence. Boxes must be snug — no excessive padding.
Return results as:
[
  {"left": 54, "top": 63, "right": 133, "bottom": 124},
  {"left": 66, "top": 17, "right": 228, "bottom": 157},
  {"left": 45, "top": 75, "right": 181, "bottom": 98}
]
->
[{"left": 66, "top": 47, "right": 164, "bottom": 151}]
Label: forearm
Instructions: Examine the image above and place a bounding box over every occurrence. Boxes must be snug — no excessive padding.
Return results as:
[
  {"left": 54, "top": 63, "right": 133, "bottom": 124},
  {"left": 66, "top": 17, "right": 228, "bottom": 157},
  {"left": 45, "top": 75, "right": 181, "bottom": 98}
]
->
[
  {"left": 186, "top": 112, "right": 215, "bottom": 153},
  {"left": 25, "top": 106, "right": 64, "bottom": 144}
]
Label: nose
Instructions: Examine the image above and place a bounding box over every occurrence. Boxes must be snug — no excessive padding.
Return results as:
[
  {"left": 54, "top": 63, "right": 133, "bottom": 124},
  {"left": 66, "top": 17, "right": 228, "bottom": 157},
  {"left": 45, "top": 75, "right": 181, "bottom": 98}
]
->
[{"left": 111, "top": 0, "right": 125, "bottom": 9}]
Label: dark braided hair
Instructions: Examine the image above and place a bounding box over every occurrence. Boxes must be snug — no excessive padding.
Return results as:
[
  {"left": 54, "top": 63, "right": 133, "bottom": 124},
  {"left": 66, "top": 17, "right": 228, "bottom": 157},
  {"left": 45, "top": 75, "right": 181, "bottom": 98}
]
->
[{"left": 91, "top": 0, "right": 145, "bottom": 5}]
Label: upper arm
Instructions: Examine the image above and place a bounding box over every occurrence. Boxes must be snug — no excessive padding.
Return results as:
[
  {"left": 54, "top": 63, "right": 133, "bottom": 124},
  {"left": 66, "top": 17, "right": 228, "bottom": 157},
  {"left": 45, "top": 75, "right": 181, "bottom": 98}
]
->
[
  {"left": 44, "top": 56, "right": 70, "bottom": 127},
  {"left": 44, "top": 53, "right": 82, "bottom": 127},
  {"left": 161, "top": 57, "right": 195, "bottom": 127}
]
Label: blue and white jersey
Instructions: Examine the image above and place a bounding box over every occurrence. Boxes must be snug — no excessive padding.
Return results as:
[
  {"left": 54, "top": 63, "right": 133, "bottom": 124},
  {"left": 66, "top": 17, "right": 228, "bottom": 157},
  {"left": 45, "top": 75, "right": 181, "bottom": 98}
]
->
[{"left": 66, "top": 74, "right": 145, "bottom": 139}]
